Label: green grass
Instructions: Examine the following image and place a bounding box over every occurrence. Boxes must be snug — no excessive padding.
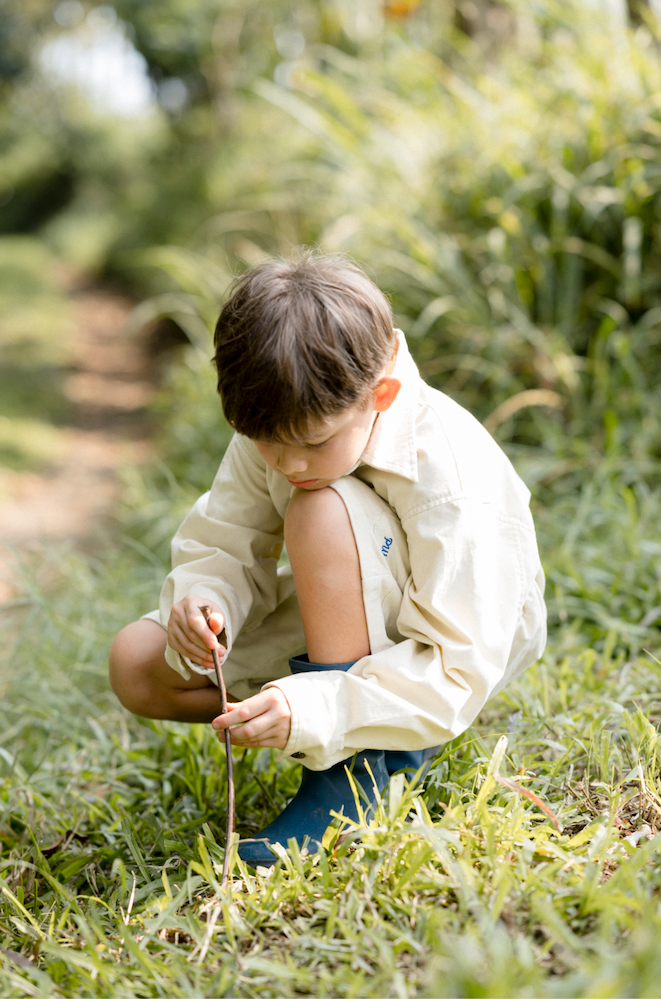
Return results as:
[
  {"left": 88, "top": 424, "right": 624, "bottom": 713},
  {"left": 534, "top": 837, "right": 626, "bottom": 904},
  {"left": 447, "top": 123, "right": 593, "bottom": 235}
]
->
[{"left": 0, "top": 458, "right": 660, "bottom": 997}]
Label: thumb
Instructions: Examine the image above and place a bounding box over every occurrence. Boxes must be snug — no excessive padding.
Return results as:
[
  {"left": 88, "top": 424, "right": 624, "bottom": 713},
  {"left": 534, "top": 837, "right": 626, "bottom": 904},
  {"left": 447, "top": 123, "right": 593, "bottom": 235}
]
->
[
  {"left": 207, "top": 612, "right": 224, "bottom": 636},
  {"left": 196, "top": 604, "right": 225, "bottom": 646},
  {"left": 212, "top": 702, "right": 240, "bottom": 729}
]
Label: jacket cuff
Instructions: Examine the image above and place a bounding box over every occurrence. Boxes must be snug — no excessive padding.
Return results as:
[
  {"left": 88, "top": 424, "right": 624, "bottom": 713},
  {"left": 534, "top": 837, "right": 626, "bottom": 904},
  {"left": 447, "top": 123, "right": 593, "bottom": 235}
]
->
[
  {"left": 164, "top": 642, "right": 192, "bottom": 679},
  {"left": 264, "top": 673, "right": 344, "bottom": 771}
]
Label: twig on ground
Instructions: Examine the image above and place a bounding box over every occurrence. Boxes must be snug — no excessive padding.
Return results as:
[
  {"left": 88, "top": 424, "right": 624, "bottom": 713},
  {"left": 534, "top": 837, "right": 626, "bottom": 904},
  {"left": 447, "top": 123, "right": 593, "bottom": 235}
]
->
[{"left": 200, "top": 605, "right": 235, "bottom": 890}]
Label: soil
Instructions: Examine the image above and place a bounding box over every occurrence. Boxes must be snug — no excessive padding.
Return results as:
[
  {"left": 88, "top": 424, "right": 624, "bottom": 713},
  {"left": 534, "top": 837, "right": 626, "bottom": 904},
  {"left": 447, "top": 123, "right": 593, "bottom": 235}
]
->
[{"left": 0, "top": 287, "right": 156, "bottom": 602}]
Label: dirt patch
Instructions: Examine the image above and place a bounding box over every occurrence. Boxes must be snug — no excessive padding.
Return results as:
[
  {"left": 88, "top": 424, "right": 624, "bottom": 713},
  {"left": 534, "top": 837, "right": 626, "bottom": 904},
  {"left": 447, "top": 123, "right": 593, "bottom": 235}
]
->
[{"left": 0, "top": 288, "right": 155, "bottom": 602}]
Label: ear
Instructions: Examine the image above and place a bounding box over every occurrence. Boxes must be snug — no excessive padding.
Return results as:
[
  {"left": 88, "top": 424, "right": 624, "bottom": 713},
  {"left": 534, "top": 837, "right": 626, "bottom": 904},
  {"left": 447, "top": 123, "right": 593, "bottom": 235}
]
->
[{"left": 373, "top": 376, "right": 401, "bottom": 413}]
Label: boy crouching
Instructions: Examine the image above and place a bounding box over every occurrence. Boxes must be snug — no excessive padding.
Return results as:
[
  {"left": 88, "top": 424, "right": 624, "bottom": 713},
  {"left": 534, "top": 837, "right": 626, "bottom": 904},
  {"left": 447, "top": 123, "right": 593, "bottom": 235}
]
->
[{"left": 109, "top": 251, "right": 547, "bottom": 866}]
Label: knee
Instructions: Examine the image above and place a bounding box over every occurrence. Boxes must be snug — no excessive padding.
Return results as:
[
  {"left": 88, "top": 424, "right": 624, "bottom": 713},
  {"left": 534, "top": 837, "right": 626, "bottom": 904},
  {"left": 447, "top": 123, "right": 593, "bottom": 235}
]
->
[
  {"left": 108, "top": 621, "right": 166, "bottom": 716},
  {"left": 285, "top": 486, "right": 351, "bottom": 547},
  {"left": 285, "top": 486, "right": 357, "bottom": 566}
]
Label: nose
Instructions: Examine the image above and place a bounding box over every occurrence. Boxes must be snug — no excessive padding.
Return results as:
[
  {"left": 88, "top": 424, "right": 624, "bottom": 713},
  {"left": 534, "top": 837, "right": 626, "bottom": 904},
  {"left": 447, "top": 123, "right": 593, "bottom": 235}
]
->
[{"left": 277, "top": 447, "right": 308, "bottom": 476}]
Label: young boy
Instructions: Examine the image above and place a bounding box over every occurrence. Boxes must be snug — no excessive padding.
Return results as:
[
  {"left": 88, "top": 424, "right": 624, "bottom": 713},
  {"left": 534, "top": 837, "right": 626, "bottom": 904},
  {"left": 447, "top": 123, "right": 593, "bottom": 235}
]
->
[{"left": 109, "top": 251, "right": 546, "bottom": 867}]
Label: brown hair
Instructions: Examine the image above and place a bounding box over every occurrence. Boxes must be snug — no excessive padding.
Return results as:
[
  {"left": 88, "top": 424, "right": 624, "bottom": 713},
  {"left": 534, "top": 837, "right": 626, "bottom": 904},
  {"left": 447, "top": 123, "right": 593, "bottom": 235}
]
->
[{"left": 213, "top": 250, "right": 395, "bottom": 441}]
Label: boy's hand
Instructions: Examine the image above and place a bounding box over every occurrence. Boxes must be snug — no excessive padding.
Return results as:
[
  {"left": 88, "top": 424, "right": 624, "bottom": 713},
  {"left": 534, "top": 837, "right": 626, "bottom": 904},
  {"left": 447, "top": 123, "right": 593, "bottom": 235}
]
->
[
  {"left": 168, "top": 596, "right": 226, "bottom": 669},
  {"left": 212, "top": 687, "right": 291, "bottom": 749}
]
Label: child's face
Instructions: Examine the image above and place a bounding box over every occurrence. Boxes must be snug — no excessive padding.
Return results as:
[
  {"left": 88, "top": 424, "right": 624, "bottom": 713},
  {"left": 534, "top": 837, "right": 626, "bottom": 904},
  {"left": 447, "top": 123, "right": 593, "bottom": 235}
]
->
[{"left": 254, "top": 375, "right": 400, "bottom": 491}]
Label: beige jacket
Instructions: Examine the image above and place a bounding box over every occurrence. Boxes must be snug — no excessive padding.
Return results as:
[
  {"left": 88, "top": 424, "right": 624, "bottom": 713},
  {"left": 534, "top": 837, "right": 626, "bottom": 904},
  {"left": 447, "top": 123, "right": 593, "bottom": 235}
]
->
[{"left": 159, "top": 332, "right": 547, "bottom": 769}]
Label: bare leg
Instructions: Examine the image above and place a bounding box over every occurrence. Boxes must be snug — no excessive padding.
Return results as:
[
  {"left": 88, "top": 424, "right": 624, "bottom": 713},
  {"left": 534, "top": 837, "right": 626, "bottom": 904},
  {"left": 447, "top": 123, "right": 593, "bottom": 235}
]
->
[
  {"left": 284, "top": 486, "right": 370, "bottom": 664},
  {"left": 111, "top": 486, "right": 367, "bottom": 718},
  {"left": 109, "top": 619, "right": 229, "bottom": 721}
]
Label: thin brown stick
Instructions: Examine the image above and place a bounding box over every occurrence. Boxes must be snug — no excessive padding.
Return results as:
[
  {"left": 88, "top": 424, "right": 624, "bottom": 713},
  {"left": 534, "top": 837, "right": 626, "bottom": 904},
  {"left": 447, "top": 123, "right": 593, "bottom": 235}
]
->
[{"left": 200, "top": 605, "right": 235, "bottom": 890}]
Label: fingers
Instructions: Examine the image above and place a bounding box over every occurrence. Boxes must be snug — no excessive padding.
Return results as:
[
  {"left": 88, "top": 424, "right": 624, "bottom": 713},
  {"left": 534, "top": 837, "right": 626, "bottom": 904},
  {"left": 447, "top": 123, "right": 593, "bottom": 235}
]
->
[
  {"left": 219, "top": 726, "right": 287, "bottom": 749},
  {"left": 167, "top": 620, "right": 216, "bottom": 668},
  {"left": 207, "top": 613, "right": 225, "bottom": 640},
  {"left": 211, "top": 689, "right": 291, "bottom": 750},
  {"left": 185, "top": 599, "right": 225, "bottom": 650},
  {"left": 212, "top": 695, "right": 285, "bottom": 731},
  {"left": 167, "top": 597, "right": 226, "bottom": 666},
  {"left": 229, "top": 726, "right": 288, "bottom": 749}
]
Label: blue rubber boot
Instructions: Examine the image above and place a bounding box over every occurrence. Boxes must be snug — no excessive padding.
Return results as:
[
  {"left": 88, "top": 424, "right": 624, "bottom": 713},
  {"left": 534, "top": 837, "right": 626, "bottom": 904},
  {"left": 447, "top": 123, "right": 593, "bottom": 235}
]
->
[
  {"left": 385, "top": 746, "right": 439, "bottom": 777},
  {"left": 238, "top": 655, "right": 389, "bottom": 868}
]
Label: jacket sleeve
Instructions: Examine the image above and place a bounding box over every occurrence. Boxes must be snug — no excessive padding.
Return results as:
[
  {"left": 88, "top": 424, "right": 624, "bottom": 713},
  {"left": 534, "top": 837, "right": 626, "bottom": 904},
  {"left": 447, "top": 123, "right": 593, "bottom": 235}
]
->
[
  {"left": 267, "top": 498, "right": 546, "bottom": 769},
  {"left": 159, "top": 434, "right": 285, "bottom": 676}
]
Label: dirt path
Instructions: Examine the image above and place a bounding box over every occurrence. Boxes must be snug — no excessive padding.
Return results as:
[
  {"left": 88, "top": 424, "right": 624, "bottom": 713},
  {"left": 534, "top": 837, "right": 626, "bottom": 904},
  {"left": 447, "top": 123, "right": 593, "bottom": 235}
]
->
[{"left": 0, "top": 288, "right": 155, "bottom": 602}]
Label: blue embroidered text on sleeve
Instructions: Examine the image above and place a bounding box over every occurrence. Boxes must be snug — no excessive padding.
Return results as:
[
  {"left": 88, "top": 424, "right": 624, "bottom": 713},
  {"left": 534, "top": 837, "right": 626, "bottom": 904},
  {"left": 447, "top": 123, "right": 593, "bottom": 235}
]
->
[{"left": 381, "top": 537, "right": 393, "bottom": 556}]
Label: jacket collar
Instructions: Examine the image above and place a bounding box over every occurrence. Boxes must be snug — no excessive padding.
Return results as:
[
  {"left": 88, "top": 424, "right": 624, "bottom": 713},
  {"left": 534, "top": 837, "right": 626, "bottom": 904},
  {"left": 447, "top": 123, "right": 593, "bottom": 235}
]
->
[{"left": 360, "top": 330, "right": 420, "bottom": 482}]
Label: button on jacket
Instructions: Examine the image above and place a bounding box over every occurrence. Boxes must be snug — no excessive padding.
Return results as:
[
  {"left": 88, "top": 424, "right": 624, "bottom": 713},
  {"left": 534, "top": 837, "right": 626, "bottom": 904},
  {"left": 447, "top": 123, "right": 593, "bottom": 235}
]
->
[{"left": 159, "top": 332, "right": 547, "bottom": 770}]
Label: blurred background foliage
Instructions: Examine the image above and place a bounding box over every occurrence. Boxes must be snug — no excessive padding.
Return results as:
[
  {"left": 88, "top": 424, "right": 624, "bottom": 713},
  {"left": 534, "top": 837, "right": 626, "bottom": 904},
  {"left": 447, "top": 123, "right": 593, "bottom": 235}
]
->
[
  {"left": 1, "top": 0, "right": 660, "bottom": 613},
  {"left": 2, "top": 0, "right": 660, "bottom": 448}
]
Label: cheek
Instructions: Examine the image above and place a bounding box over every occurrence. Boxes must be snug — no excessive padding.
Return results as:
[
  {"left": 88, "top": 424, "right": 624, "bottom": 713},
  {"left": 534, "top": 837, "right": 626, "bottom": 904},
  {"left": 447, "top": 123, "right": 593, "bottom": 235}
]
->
[
  {"left": 323, "top": 433, "right": 364, "bottom": 467},
  {"left": 255, "top": 444, "right": 277, "bottom": 469}
]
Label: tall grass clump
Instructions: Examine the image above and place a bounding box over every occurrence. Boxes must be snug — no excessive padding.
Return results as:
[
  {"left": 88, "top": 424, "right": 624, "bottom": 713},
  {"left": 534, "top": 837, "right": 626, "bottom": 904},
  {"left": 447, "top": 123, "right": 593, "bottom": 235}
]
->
[
  {"left": 257, "top": 1, "right": 661, "bottom": 467},
  {"left": 137, "top": 1, "right": 661, "bottom": 476},
  {"left": 2, "top": 1, "right": 661, "bottom": 995}
]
